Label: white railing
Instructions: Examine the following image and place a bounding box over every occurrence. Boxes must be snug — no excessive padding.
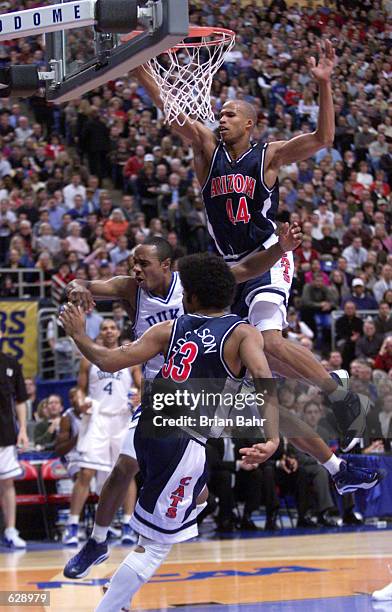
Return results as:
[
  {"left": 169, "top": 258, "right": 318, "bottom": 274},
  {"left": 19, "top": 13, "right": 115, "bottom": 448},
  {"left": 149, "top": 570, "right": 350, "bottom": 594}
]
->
[{"left": 0, "top": 268, "right": 46, "bottom": 299}]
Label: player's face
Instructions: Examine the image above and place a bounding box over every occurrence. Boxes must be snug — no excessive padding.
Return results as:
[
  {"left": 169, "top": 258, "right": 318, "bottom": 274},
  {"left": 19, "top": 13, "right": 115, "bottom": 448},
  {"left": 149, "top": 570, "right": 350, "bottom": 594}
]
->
[
  {"left": 100, "top": 321, "right": 120, "bottom": 347},
  {"left": 219, "top": 102, "right": 251, "bottom": 144},
  {"left": 132, "top": 245, "right": 168, "bottom": 292}
]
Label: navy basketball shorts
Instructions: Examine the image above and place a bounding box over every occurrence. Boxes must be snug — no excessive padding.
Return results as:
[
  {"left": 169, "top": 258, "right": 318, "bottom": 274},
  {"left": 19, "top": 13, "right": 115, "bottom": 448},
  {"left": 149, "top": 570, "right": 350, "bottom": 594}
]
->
[{"left": 130, "top": 425, "right": 208, "bottom": 543}]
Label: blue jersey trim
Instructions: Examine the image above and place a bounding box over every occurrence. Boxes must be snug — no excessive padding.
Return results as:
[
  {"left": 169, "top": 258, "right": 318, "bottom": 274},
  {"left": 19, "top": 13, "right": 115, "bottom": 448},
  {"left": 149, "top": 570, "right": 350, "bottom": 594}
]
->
[
  {"left": 131, "top": 286, "right": 141, "bottom": 334},
  {"left": 219, "top": 320, "right": 248, "bottom": 381},
  {"left": 248, "top": 287, "right": 288, "bottom": 308},
  {"left": 201, "top": 144, "right": 220, "bottom": 193},
  {"left": 133, "top": 510, "right": 198, "bottom": 534}
]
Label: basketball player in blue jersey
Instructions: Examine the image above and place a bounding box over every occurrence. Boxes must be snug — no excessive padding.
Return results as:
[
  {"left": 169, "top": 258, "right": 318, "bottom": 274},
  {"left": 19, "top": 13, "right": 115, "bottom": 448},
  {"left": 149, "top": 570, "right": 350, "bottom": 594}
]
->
[
  {"left": 63, "top": 230, "right": 303, "bottom": 576},
  {"left": 133, "top": 40, "right": 368, "bottom": 452},
  {"left": 64, "top": 232, "right": 381, "bottom": 580},
  {"left": 59, "top": 253, "right": 280, "bottom": 611},
  {"left": 59, "top": 253, "right": 382, "bottom": 612}
]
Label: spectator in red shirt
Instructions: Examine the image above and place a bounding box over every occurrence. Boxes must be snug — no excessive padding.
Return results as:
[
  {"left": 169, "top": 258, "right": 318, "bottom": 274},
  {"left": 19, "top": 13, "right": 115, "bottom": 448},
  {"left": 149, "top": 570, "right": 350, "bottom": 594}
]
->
[
  {"left": 295, "top": 236, "right": 319, "bottom": 271},
  {"left": 374, "top": 336, "right": 392, "bottom": 373},
  {"left": 123, "top": 145, "right": 146, "bottom": 183}
]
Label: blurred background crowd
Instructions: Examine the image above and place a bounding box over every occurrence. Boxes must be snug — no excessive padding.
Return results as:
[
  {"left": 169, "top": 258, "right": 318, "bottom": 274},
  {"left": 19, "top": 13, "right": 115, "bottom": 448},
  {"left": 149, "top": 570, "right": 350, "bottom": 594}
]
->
[{"left": 0, "top": 0, "right": 391, "bottom": 536}]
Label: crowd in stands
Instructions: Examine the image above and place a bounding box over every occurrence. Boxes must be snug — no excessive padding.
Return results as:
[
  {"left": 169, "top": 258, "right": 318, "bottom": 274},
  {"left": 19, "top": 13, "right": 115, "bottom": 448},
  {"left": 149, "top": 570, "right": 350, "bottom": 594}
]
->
[{"left": 2, "top": 0, "right": 392, "bottom": 534}]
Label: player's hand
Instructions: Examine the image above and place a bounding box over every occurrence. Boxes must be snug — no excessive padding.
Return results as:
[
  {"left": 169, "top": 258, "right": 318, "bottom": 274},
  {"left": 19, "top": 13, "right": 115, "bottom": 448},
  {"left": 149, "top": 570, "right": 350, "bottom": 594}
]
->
[
  {"left": 308, "top": 39, "right": 335, "bottom": 83},
  {"left": 240, "top": 438, "right": 279, "bottom": 465},
  {"left": 17, "top": 427, "right": 29, "bottom": 450},
  {"left": 59, "top": 303, "right": 86, "bottom": 338},
  {"left": 278, "top": 222, "right": 302, "bottom": 252},
  {"left": 67, "top": 284, "right": 95, "bottom": 313}
]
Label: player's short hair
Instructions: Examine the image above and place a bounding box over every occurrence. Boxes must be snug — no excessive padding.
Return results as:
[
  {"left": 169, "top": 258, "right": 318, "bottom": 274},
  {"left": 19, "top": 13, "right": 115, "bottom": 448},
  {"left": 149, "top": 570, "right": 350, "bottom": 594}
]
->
[
  {"left": 144, "top": 237, "right": 173, "bottom": 262},
  {"left": 236, "top": 100, "right": 257, "bottom": 126},
  {"left": 178, "top": 253, "right": 236, "bottom": 309}
]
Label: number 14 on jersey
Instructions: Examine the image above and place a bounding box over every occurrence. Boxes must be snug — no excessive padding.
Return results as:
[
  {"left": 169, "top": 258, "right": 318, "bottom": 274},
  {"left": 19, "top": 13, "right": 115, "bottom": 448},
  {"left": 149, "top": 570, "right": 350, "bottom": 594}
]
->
[{"left": 226, "top": 197, "right": 251, "bottom": 225}]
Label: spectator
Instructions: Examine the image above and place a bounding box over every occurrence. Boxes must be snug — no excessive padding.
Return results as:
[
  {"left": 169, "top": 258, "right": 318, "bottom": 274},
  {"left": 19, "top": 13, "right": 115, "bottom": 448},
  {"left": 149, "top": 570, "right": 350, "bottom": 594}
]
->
[
  {"left": 55, "top": 388, "right": 84, "bottom": 478},
  {"left": 329, "top": 270, "right": 351, "bottom": 305},
  {"left": 294, "top": 235, "right": 319, "bottom": 271},
  {"left": 342, "top": 238, "right": 369, "bottom": 274},
  {"left": 343, "top": 278, "right": 378, "bottom": 310},
  {"left": 355, "top": 319, "right": 384, "bottom": 365},
  {"left": 63, "top": 174, "right": 86, "bottom": 210},
  {"left": 109, "top": 235, "right": 131, "bottom": 266},
  {"left": 373, "top": 302, "right": 392, "bottom": 335},
  {"left": 374, "top": 337, "right": 392, "bottom": 374},
  {"left": 335, "top": 301, "right": 363, "bottom": 369},
  {"left": 373, "top": 264, "right": 392, "bottom": 304},
  {"left": 327, "top": 351, "right": 343, "bottom": 371},
  {"left": 313, "top": 225, "right": 340, "bottom": 258},
  {"left": 285, "top": 307, "right": 314, "bottom": 343},
  {"left": 103, "top": 208, "right": 129, "bottom": 244},
  {"left": 33, "top": 394, "right": 63, "bottom": 450},
  {"left": 66, "top": 222, "right": 90, "bottom": 259},
  {"left": 301, "top": 273, "right": 335, "bottom": 338}
]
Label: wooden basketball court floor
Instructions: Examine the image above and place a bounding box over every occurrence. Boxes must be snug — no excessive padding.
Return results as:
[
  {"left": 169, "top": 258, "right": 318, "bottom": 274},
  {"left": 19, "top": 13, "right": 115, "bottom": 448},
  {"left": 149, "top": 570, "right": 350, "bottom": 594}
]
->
[{"left": 1, "top": 528, "right": 391, "bottom": 612}]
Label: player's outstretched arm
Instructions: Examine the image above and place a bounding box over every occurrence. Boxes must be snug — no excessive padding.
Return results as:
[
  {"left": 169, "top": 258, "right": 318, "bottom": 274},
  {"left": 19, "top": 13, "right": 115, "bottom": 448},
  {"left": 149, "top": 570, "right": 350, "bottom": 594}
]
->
[
  {"left": 265, "top": 40, "right": 335, "bottom": 172},
  {"left": 66, "top": 276, "right": 136, "bottom": 312},
  {"left": 59, "top": 303, "right": 172, "bottom": 372},
  {"left": 132, "top": 65, "right": 216, "bottom": 182},
  {"left": 232, "top": 222, "right": 302, "bottom": 284}
]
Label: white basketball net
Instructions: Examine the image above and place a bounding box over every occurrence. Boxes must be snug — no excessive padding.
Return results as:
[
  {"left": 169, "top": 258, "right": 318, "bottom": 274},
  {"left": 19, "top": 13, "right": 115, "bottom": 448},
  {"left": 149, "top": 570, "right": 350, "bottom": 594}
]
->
[{"left": 145, "top": 29, "right": 235, "bottom": 126}]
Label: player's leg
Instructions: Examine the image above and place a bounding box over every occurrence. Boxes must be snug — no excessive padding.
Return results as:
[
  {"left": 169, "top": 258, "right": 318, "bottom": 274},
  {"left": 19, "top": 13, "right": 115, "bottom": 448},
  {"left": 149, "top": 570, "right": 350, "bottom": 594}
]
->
[
  {"left": 108, "top": 415, "right": 139, "bottom": 544},
  {"left": 63, "top": 467, "right": 96, "bottom": 545},
  {"left": 96, "top": 427, "right": 208, "bottom": 612},
  {"left": 121, "top": 477, "right": 138, "bottom": 544},
  {"left": 64, "top": 426, "right": 139, "bottom": 578},
  {"left": 249, "top": 297, "right": 370, "bottom": 451},
  {"left": 0, "top": 476, "right": 26, "bottom": 548},
  {"left": 279, "top": 407, "right": 382, "bottom": 494}
]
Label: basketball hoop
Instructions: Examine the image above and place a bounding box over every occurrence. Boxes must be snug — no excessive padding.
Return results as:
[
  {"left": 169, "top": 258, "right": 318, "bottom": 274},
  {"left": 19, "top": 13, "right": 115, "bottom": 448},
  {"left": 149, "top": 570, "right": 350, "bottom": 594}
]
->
[{"left": 145, "top": 26, "right": 236, "bottom": 126}]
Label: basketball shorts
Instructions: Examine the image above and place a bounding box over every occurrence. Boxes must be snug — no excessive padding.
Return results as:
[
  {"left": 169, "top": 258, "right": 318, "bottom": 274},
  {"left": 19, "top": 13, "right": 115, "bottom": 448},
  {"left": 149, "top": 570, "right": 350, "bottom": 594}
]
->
[
  {"left": 76, "top": 412, "right": 130, "bottom": 472},
  {"left": 0, "top": 446, "right": 22, "bottom": 480},
  {"left": 231, "top": 250, "right": 294, "bottom": 332},
  {"left": 130, "top": 426, "right": 208, "bottom": 544},
  {"left": 120, "top": 406, "right": 141, "bottom": 460}
]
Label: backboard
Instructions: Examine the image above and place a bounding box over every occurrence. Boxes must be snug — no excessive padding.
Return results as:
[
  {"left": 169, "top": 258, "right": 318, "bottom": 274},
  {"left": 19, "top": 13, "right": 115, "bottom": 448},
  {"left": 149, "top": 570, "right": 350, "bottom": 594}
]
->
[{"left": 45, "top": 0, "right": 189, "bottom": 103}]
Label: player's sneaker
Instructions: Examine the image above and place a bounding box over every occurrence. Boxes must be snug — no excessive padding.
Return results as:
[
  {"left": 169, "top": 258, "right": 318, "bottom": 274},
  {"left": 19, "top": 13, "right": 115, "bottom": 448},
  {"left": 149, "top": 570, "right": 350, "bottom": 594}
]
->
[
  {"left": 121, "top": 523, "right": 136, "bottom": 545},
  {"left": 372, "top": 581, "right": 392, "bottom": 601},
  {"left": 332, "top": 460, "right": 383, "bottom": 495},
  {"left": 3, "top": 528, "right": 26, "bottom": 549},
  {"left": 107, "top": 525, "right": 121, "bottom": 539},
  {"left": 63, "top": 538, "right": 109, "bottom": 579},
  {"left": 328, "top": 370, "right": 370, "bottom": 452},
  {"left": 62, "top": 524, "right": 79, "bottom": 546}
]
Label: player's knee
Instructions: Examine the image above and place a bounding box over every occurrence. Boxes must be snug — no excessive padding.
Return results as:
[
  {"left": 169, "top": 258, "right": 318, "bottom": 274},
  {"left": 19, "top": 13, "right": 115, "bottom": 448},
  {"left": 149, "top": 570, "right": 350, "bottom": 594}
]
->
[
  {"left": 78, "top": 468, "right": 95, "bottom": 486},
  {"left": 112, "top": 455, "right": 139, "bottom": 482},
  {"left": 262, "top": 330, "right": 284, "bottom": 354},
  {"left": 0, "top": 478, "right": 13, "bottom": 492},
  {"left": 123, "top": 535, "right": 171, "bottom": 581}
]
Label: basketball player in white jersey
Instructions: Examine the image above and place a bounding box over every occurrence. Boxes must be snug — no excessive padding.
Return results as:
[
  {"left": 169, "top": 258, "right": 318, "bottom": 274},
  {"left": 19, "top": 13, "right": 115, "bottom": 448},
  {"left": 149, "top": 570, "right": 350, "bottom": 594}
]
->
[
  {"left": 62, "top": 319, "right": 141, "bottom": 546},
  {"left": 132, "top": 40, "right": 369, "bottom": 454}
]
